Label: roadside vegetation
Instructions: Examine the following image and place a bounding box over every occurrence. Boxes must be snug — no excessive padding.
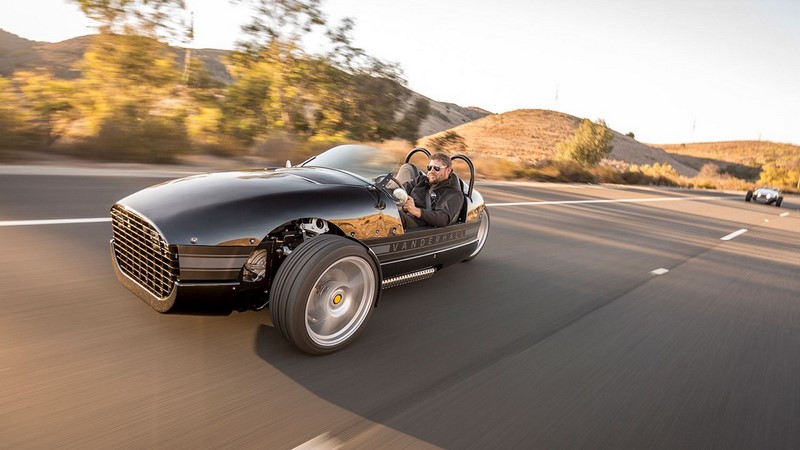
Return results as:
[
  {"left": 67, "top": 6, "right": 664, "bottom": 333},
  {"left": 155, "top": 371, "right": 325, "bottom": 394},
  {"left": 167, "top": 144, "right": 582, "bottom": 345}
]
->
[
  {"left": 464, "top": 121, "right": 799, "bottom": 193},
  {"left": 0, "top": 0, "right": 427, "bottom": 164},
  {"left": 478, "top": 152, "right": 798, "bottom": 194}
]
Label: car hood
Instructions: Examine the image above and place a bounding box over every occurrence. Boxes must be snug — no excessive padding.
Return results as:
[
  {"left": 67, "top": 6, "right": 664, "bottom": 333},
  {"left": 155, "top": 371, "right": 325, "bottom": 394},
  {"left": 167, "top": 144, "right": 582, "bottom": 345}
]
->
[
  {"left": 754, "top": 189, "right": 779, "bottom": 197},
  {"left": 115, "top": 167, "right": 380, "bottom": 245}
]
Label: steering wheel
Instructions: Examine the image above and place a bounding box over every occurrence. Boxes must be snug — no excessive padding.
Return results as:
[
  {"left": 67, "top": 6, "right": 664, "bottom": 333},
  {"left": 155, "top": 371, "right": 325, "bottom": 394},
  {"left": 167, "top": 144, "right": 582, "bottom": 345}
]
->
[{"left": 376, "top": 173, "right": 407, "bottom": 205}]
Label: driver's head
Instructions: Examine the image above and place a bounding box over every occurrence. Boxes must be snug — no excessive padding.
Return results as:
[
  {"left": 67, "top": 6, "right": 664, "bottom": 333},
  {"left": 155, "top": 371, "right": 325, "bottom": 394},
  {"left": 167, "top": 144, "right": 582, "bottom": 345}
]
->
[{"left": 427, "top": 153, "right": 453, "bottom": 185}]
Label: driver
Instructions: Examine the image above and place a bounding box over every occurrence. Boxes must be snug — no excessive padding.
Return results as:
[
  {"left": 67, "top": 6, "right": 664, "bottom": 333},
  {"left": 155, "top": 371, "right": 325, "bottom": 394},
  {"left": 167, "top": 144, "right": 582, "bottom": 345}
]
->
[{"left": 399, "top": 153, "right": 465, "bottom": 228}]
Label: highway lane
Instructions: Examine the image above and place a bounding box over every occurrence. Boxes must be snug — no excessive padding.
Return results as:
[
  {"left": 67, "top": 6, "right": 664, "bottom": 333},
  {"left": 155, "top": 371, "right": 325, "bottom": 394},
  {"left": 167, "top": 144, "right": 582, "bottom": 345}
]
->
[{"left": 1, "top": 170, "right": 799, "bottom": 448}]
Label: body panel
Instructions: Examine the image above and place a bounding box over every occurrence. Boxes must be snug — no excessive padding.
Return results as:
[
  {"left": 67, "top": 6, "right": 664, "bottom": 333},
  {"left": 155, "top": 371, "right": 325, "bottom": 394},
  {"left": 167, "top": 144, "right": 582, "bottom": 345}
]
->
[{"left": 117, "top": 168, "right": 402, "bottom": 245}]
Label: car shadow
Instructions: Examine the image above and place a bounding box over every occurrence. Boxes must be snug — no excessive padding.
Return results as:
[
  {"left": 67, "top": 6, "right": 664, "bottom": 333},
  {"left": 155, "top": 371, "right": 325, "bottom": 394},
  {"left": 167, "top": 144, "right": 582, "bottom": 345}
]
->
[
  {"left": 248, "top": 245, "right": 645, "bottom": 446},
  {"left": 250, "top": 259, "right": 527, "bottom": 443}
]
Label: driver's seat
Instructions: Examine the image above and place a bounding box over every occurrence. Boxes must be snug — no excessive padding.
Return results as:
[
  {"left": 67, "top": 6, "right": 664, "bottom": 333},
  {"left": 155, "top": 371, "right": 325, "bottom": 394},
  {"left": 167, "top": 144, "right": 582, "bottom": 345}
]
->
[{"left": 394, "top": 163, "right": 423, "bottom": 192}]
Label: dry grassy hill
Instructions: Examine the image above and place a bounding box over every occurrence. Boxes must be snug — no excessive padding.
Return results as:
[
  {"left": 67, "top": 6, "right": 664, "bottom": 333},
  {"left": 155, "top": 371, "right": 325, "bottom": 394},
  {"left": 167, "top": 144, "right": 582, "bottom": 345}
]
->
[
  {"left": 419, "top": 109, "right": 698, "bottom": 176},
  {"left": 412, "top": 92, "right": 491, "bottom": 137}
]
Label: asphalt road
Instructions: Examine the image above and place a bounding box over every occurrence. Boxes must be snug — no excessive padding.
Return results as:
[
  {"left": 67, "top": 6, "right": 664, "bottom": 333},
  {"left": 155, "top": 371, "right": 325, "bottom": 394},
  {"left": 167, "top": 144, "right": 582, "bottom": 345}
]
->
[{"left": 1, "top": 168, "right": 799, "bottom": 449}]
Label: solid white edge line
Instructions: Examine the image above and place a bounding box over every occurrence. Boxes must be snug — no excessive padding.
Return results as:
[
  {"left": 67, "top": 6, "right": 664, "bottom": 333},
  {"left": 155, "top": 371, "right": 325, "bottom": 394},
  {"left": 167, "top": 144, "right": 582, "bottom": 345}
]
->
[
  {"left": 720, "top": 228, "right": 748, "bottom": 241},
  {"left": 0, "top": 218, "right": 111, "bottom": 227},
  {"left": 486, "top": 195, "right": 733, "bottom": 207}
]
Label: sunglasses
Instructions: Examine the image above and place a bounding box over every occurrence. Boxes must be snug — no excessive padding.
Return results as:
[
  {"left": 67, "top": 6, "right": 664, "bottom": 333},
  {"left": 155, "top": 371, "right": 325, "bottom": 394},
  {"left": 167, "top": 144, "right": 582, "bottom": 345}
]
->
[{"left": 427, "top": 164, "right": 448, "bottom": 172}]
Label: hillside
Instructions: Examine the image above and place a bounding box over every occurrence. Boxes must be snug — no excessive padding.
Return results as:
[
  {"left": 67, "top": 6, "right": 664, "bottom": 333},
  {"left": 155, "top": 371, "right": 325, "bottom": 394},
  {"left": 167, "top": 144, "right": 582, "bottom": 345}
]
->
[
  {"left": 419, "top": 109, "right": 698, "bottom": 176},
  {"left": 0, "top": 29, "right": 228, "bottom": 82},
  {"left": 658, "top": 141, "right": 800, "bottom": 169},
  {"left": 413, "top": 92, "right": 491, "bottom": 136},
  {"left": 0, "top": 28, "right": 484, "bottom": 136},
  {"left": 0, "top": 30, "right": 48, "bottom": 75}
]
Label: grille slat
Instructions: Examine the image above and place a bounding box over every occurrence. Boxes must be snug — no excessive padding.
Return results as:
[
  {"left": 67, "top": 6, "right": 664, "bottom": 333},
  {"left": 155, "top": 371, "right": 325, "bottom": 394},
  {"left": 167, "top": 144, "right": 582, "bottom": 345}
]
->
[{"left": 111, "top": 206, "right": 178, "bottom": 298}]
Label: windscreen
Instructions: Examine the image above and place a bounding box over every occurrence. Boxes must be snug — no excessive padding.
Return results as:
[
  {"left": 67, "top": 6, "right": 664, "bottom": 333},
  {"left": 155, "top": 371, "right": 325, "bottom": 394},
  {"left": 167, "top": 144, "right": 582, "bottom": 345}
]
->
[{"left": 301, "top": 145, "right": 400, "bottom": 182}]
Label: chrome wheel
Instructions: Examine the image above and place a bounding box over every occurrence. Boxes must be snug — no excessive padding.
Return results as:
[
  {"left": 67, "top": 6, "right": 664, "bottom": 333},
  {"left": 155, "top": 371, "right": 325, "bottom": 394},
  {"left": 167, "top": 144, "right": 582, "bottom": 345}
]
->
[
  {"left": 271, "top": 235, "right": 378, "bottom": 354},
  {"left": 305, "top": 256, "right": 376, "bottom": 348}
]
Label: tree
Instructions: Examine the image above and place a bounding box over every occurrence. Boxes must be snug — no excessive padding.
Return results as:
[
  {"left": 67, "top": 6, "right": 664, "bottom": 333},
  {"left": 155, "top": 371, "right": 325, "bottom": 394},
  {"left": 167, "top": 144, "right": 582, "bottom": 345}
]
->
[
  {"left": 397, "top": 97, "right": 431, "bottom": 142},
  {"left": 70, "top": 0, "right": 191, "bottom": 159},
  {"left": 557, "top": 118, "right": 614, "bottom": 166},
  {"left": 70, "top": 0, "right": 189, "bottom": 39},
  {"left": 228, "top": 0, "right": 410, "bottom": 142},
  {"left": 758, "top": 161, "right": 800, "bottom": 190},
  {"left": 0, "top": 76, "right": 33, "bottom": 149},
  {"left": 14, "top": 70, "right": 77, "bottom": 146},
  {"left": 75, "top": 33, "right": 181, "bottom": 133}
]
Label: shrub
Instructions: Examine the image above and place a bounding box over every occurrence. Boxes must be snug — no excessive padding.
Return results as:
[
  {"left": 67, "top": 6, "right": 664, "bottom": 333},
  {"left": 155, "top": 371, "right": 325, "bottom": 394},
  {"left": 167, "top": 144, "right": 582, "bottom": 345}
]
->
[
  {"left": 429, "top": 130, "right": 468, "bottom": 154},
  {"left": 556, "top": 118, "right": 614, "bottom": 166},
  {"left": 82, "top": 110, "right": 190, "bottom": 163}
]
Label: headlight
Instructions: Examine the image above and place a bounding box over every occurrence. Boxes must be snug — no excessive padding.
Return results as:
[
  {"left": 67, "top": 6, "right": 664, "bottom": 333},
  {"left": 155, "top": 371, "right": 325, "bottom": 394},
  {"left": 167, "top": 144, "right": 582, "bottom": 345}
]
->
[{"left": 243, "top": 249, "right": 268, "bottom": 282}]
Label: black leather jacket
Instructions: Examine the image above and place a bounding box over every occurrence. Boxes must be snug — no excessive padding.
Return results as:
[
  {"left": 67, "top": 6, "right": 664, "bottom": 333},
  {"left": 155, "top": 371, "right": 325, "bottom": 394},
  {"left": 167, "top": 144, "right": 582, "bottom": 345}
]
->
[{"left": 407, "top": 172, "right": 465, "bottom": 227}]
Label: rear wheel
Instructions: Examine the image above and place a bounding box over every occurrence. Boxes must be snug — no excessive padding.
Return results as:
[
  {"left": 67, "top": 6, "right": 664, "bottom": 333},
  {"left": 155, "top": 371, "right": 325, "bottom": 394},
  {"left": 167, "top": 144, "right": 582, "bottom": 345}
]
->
[
  {"left": 270, "top": 235, "right": 378, "bottom": 355},
  {"left": 776, "top": 197, "right": 783, "bottom": 207},
  {"left": 463, "top": 209, "right": 490, "bottom": 262},
  {"left": 745, "top": 190, "right": 753, "bottom": 202}
]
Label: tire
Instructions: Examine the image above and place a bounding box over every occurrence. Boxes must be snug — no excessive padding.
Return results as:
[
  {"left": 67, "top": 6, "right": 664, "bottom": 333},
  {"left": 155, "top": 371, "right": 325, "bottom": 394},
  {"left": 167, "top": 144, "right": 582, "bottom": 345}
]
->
[
  {"left": 745, "top": 191, "right": 753, "bottom": 202},
  {"left": 776, "top": 197, "right": 783, "bottom": 207},
  {"left": 463, "top": 209, "right": 490, "bottom": 262},
  {"left": 270, "top": 235, "right": 378, "bottom": 355}
]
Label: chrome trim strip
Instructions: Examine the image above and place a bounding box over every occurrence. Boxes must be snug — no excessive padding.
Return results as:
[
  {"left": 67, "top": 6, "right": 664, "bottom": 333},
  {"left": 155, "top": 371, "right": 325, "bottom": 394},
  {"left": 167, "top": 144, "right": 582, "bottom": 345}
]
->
[
  {"left": 179, "top": 255, "right": 249, "bottom": 269},
  {"left": 382, "top": 267, "right": 436, "bottom": 289},
  {"left": 378, "top": 237, "right": 478, "bottom": 265}
]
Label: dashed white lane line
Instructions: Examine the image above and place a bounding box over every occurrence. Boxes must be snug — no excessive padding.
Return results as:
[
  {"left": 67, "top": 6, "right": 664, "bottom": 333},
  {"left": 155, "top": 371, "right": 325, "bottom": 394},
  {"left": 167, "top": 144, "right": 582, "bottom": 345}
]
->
[
  {"left": 780, "top": 212, "right": 790, "bottom": 217},
  {"left": 720, "top": 228, "right": 748, "bottom": 241},
  {"left": 293, "top": 432, "right": 342, "bottom": 450},
  {"left": 0, "top": 218, "right": 110, "bottom": 227},
  {"left": 486, "top": 195, "right": 731, "bottom": 207},
  {"left": 650, "top": 268, "right": 670, "bottom": 275}
]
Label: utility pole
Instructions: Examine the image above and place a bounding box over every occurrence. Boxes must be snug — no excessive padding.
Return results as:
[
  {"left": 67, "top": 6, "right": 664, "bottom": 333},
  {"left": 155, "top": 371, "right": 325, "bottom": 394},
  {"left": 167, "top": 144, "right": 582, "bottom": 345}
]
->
[{"left": 182, "top": 12, "right": 194, "bottom": 86}]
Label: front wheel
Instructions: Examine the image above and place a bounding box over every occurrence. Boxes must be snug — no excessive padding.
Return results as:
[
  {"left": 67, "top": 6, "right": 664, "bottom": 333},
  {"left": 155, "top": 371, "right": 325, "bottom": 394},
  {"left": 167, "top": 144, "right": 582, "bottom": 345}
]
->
[
  {"left": 463, "top": 209, "right": 490, "bottom": 262},
  {"left": 270, "top": 235, "right": 378, "bottom": 355}
]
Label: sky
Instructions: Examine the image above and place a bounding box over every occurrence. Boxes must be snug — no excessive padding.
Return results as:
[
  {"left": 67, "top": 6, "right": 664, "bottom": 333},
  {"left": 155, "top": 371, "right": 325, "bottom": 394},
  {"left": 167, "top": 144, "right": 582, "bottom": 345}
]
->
[{"left": 1, "top": 0, "right": 799, "bottom": 145}]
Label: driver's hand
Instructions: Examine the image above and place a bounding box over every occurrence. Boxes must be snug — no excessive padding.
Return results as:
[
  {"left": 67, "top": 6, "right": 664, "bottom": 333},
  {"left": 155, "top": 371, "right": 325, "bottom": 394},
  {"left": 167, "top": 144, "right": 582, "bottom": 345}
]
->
[{"left": 403, "top": 197, "right": 421, "bottom": 218}]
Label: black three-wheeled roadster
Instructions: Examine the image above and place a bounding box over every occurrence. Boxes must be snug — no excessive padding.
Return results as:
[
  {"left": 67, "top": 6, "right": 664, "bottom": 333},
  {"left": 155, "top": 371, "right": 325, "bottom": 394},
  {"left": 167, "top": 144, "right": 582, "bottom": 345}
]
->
[{"left": 110, "top": 145, "right": 490, "bottom": 354}]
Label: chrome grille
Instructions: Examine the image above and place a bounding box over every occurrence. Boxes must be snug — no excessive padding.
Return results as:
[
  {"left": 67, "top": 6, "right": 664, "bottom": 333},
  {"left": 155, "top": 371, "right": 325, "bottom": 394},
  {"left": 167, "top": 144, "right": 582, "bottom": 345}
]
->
[{"left": 111, "top": 205, "right": 178, "bottom": 298}]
